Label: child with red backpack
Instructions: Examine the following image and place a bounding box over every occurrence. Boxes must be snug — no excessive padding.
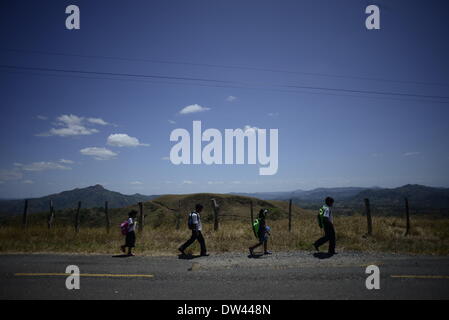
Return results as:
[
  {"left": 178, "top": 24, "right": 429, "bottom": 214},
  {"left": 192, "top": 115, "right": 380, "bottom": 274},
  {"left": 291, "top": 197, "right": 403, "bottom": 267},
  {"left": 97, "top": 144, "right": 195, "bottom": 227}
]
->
[{"left": 120, "top": 210, "right": 138, "bottom": 256}]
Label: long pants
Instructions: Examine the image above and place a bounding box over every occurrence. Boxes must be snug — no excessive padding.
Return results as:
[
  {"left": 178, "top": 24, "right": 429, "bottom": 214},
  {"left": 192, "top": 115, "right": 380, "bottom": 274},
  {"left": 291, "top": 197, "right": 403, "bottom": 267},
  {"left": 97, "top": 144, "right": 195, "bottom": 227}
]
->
[
  {"left": 314, "top": 218, "right": 336, "bottom": 254},
  {"left": 180, "top": 230, "right": 207, "bottom": 255}
]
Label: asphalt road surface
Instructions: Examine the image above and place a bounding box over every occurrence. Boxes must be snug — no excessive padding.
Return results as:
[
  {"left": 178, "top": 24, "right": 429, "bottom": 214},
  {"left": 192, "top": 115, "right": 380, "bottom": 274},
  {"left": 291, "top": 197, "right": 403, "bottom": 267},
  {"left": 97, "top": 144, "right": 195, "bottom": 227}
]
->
[{"left": 1, "top": 251, "right": 448, "bottom": 299}]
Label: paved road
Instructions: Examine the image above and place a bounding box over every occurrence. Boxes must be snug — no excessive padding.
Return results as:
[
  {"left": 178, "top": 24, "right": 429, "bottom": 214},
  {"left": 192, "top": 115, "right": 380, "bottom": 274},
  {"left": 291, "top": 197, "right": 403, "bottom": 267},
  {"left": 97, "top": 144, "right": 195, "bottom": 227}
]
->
[{"left": 0, "top": 251, "right": 448, "bottom": 299}]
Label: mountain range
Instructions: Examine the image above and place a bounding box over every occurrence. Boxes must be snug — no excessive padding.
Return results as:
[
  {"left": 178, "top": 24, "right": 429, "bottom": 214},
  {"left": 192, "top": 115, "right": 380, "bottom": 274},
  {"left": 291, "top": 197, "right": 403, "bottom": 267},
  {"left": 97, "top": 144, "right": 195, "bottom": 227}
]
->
[
  {"left": 1, "top": 184, "right": 448, "bottom": 217},
  {"left": 0, "top": 185, "right": 158, "bottom": 216},
  {"left": 234, "top": 184, "right": 449, "bottom": 214}
]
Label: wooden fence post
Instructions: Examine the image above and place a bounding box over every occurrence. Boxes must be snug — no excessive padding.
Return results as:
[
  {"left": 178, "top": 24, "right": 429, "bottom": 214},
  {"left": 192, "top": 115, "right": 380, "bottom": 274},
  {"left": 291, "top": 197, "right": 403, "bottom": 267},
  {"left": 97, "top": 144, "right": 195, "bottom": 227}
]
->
[
  {"left": 211, "top": 199, "right": 219, "bottom": 231},
  {"left": 47, "top": 200, "right": 55, "bottom": 229},
  {"left": 364, "top": 198, "right": 372, "bottom": 236},
  {"left": 22, "top": 199, "right": 28, "bottom": 228},
  {"left": 250, "top": 201, "right": 254, "bottom": 225},
  {"left": 404, "top": 197, "right": 410, "bottom": 236},
  {"left": 138, "top": 202, "right": 144, "bottom": 232},
  {"left": 288, "top": 199, "right": 292, "bottom": 232},
  {"left": 105, "top": 201, "right": 110, "bottom": 234},
  {"left": 75, "top": 201, "right": 81, "bottom": 233},
  {"left": 176, "top": 200, "right": 181, "bottom": 230}
]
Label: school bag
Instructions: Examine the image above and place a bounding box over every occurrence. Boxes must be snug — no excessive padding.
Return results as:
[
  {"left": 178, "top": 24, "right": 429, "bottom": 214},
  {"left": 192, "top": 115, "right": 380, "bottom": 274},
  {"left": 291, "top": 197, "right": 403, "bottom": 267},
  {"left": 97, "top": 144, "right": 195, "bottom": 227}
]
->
[
  {"left": 252, "top": 219, "right": 260, "bottom": 238},
  {"left": 120, "top": 220, "right": 129, "bottom": 235},
  {"left": 187, "top": 212, "right": 196, "bottom": 230},
  {"left": 317, "top": 206, "right": 326, "bottom": 229}
]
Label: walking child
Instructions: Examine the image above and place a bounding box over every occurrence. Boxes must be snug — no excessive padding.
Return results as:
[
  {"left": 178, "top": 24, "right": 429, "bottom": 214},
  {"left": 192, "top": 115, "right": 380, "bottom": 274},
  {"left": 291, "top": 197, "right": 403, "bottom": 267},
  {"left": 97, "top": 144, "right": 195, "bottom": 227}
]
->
[
  {"left": 249, "top": 209, "right": 272, "bottom": 256},
  {"left": 178, "top": 204, "right": 209, "bottom": 256},
  {"left": 314, "top": 197, "right": 336, "bottom": 255},
  {"left": 120, "top": 210, "right": 138, "bottom": 256}
]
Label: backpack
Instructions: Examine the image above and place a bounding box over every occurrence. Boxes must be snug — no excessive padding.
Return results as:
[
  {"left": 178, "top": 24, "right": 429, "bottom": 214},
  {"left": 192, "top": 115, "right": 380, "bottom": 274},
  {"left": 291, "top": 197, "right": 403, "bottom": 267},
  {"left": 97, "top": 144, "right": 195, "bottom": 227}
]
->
[
  {"left": 252, "top": 219, "right": 261, "bottom": 238},
  {"left": 187, "top": 212, "right": 196, "bottom": 230},
  {"left": 120, "top": 220, "right": 129, "bottom": 235},
  {"left": 317, "top": 206, "right": 326, "bottom": 229}
]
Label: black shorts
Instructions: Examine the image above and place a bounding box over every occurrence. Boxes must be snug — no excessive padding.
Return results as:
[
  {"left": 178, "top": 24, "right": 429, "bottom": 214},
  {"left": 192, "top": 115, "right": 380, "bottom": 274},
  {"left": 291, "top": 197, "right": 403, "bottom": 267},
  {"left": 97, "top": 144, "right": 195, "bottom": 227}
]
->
[{"left": 125, "top": 231, "right": 136, "bottom": 248}]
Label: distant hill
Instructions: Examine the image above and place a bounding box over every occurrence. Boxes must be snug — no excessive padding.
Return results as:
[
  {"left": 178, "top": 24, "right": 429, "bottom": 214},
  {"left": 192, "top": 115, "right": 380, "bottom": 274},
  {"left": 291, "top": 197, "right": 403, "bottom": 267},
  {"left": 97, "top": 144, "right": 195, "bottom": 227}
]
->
[
  {"left": 151, "top": 193, "right": 307, "bottom": 220},
  {"left": 234, "top": 185, "right": 449, "bottom": 215},
  {"left": 0, "top": 192, "right": 308, "bottom": 227},
  {"left": 234, "top": 187, "right": 370, "bottom": 204},
  {"left": 348, "top": 184, "right": 449, "bottom": 209},
  {"left": 0, "top": 185, "right": 158, "bottom": 216}
]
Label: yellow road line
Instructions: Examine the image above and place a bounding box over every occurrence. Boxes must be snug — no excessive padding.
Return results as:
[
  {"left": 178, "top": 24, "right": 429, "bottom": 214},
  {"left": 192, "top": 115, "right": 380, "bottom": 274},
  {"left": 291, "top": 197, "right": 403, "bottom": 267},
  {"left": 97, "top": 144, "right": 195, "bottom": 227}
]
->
[
  {"left": 14, "top": 273, "right": 154, "bottom": 278},
  {"left": 391, "top": 275, "right": 449, "bottom": 279},
  {"left": 360, "top": 262, "right": 382, "bottom": 267}
]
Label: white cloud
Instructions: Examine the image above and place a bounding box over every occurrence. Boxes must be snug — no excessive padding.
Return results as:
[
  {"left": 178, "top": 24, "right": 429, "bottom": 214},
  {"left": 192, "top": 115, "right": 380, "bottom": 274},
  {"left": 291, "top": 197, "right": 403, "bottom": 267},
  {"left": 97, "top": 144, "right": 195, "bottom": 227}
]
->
[
  {"left": 107, "top": 134, "right": 149, "bottom": 147},
  {"left": 80, "top": 147, "right": 118, "bottom": 160},
  {"left": 1, "top": 160, "right": 72, "bottom": 183},
  {"left": 0, "top": 169, "right": 23, "bottom": 182},
  {"left": 267, "top": 112, "right": 279, "bottom": 117},
  {"left": 168, "top": 120, "right": 176, "bottom": 124},
  {"left": 226, "top": 96, "right": 237, "bottom": 102},
  {"left": 161, "top": 156, "right": 170, "bottom": 161},
  {"left": 36, "top": 115, "right": 48, "bottom": 120},
  {"left": 87, "top": 117, "right": 109, "bottom": 126},
  {"left": 130, "top": 181, "right": 143, "bottom": 185},
  {"left": 16, "top": 162, "right": 72, "bottom": 172},
  {"left": 38, "top": 114, "right": 109, "bottom": 137},
  {"left": 179, "top": 104, "right": 211, "bottom": 115},
  {"left": 50, "top": 126, "right": 98, "bottom": 137},
  {"left": 182, "top": 180, "right": 193, "bottom": 184},
  {"left": 403, "top": 152, "right": 420, "bottom": 156},
  {"left": 208, "top": 181, "right": 224, "bottom": 185},
  {"left": 50, "top": 114, "right": 98, "bottom": 137},
  {"left": 59, "top": 159, "right": 75, "bottom": 164}
]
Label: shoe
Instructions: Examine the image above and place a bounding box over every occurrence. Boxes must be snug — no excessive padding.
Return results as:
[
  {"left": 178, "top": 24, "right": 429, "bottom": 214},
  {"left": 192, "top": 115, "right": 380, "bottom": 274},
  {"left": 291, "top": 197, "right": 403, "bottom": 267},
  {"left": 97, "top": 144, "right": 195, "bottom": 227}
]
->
[
  {"left": 264, "top": 251, "right": 272, "bottom": 255},
  {"left": 249, "top": 248, "right": 254, "bottom": 256},
  {"left": 178, "top": 247, "right": 186, "bottom": 255},
  {"left": 313, "top": 243, "right": 320, "bottom": 252},
  {"left": 200, "top": 253, "right": 209, "bottom": 257}
]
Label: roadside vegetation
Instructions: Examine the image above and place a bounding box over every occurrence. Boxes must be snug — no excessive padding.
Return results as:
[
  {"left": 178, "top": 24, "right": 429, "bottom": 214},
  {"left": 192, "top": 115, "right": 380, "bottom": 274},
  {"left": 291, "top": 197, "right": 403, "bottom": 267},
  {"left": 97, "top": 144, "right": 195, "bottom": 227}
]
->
[{"left": 1, "top": 212, "right": 448, "bottom": 256}]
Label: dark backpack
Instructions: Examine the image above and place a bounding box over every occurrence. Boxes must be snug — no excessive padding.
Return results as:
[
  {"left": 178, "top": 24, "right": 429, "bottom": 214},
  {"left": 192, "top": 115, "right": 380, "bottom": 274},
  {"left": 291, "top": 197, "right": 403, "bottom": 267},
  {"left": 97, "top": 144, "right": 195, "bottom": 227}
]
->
[{"left": 187, "top": 212, "right": 196, "bottom": 230}]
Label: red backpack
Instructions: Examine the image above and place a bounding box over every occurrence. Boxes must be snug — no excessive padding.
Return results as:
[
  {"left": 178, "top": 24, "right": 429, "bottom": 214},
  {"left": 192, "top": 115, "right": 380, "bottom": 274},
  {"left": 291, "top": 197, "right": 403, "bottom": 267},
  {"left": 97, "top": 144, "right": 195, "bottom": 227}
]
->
[{"left": 120, "top": 220, "right": 129, "bottom": 235}]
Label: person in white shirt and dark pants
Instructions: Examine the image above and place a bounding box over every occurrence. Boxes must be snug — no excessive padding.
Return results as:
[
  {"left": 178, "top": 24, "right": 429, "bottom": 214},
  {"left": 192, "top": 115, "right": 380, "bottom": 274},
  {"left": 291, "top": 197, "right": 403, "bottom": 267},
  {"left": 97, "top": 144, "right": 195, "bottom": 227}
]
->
[{"left": 178, "top": 204, "right": 208, "bottom": 257}]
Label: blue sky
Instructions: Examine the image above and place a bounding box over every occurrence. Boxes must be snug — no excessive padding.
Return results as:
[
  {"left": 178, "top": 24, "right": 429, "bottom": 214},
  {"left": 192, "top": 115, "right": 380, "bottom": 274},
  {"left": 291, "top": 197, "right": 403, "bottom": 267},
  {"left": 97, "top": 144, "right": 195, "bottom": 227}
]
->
[{"left": 0, "top": 0, "right": 448, "bottom": 198}]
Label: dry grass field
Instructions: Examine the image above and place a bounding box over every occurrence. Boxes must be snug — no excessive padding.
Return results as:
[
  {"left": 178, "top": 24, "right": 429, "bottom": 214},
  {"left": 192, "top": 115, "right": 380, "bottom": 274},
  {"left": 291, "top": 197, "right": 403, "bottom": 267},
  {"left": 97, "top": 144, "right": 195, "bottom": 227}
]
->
[{"left": 1, "top": 213, "right": 448, "bottom": 256}]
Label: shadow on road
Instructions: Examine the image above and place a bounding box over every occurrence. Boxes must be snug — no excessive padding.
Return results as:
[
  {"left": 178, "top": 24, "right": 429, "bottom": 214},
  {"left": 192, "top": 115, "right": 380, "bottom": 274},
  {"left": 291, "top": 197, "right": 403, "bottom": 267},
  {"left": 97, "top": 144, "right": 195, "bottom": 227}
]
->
[
  {"left": 178, "top": 254, "right": 202, "bottom": 260},
  {"left": 248, "top": 253, "right": 264, "bottom": 259},
  {"left": 112, "top": 254, "right": 133, "bottom": 258},
  {"left": 313, "top": 252, "right": 334, "bottom": 260}
]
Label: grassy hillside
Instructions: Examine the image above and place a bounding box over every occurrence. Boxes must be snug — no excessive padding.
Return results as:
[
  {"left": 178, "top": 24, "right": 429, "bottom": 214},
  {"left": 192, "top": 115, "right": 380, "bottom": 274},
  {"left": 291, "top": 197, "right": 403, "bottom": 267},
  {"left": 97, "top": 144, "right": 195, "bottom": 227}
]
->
[{"left": 0, "top": 193, "right": 307, "bottom": 229}]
